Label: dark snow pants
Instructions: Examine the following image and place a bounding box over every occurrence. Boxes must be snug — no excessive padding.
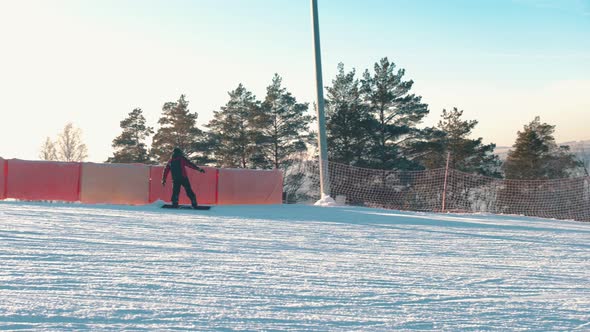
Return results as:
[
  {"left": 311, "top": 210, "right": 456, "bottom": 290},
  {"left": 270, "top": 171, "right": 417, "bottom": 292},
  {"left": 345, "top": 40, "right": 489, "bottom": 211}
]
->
[{"left": 171, "top": 177, "right": 197, "bottom": 206}]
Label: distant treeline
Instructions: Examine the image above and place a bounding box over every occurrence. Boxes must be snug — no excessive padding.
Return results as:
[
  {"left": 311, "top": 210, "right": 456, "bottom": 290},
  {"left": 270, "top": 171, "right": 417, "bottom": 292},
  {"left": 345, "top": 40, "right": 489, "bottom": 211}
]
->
[{"left": 41, "top": 57, "right": 587, "bottom": 180}]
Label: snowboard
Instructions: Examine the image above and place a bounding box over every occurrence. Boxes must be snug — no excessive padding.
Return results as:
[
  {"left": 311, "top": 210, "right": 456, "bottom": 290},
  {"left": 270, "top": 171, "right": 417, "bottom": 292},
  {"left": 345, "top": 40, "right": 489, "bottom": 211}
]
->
[{"left": 161, "top": 204, "right": 211, "bottom": 210}]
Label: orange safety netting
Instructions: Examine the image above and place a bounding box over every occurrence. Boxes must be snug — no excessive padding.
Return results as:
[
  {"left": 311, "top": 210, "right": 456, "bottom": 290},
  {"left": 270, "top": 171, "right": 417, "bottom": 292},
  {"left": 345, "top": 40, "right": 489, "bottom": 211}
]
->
[
  {"left": 80, "top": 163, "right": 150, "bottom": 205},
  {"left": 217, "top": 168, "right": 283, "bottom": 205},
  {"left": 149, "top": 166, "right": 218, "bottom": 205},
  {"left": 5, "top": 159, "right": 80, "bottom": 202}
]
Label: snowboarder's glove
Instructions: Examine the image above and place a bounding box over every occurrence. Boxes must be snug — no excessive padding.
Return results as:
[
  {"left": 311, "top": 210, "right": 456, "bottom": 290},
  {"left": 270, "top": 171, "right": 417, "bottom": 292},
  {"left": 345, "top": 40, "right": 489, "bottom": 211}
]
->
[{"left": 199, "top": 168, "right": 205, "bottom": 173}]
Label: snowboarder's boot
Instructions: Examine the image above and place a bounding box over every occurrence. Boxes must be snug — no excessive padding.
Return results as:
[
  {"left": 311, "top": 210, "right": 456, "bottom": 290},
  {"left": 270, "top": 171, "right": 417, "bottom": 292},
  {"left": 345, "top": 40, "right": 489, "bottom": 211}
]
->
[
  {"left": 191, "top": 198, "right": 198, "bottom": 209},
  {"left": 171, "top": 202, "right": 179, "bottom": 208}
]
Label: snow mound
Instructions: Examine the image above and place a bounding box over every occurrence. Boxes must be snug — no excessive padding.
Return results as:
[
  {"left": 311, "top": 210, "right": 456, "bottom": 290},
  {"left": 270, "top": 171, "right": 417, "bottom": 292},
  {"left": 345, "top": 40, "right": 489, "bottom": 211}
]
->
[{"left": 314, "top": 194, "right": 338, "bottom": 206}]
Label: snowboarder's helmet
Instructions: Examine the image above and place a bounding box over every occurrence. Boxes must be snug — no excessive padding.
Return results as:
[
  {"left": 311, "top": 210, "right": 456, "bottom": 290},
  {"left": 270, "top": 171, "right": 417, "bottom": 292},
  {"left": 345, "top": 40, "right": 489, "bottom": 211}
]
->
[{"left": 172, "top": 147, "right": 183, "bottom": 156}]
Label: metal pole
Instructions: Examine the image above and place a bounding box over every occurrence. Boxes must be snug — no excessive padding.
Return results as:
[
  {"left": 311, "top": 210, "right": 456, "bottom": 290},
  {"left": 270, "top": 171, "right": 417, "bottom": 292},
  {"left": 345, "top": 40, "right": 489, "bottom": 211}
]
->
[
  {"left": 441, "top": 152, "right": 451, "bottom": 212},
  {"left": 311, "top": 0, "right": 330, "bottom": 198}
]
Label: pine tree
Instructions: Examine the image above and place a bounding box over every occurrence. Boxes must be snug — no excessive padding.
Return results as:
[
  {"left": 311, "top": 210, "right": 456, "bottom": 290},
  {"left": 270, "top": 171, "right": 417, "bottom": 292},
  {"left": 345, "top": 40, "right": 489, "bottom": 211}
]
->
[
  {"left": 360, "top": 57, "right": 429, "bottom": 170},
  {"left": 106, "top": 108, "right": 154, "bottom": 164},
  {"left": 325, "top": 63, "right": 373, "bottom": 166},
  {"left": 39, "top": 137, "right": 58, "bottom": 161},
  {"left": 257, "top": 74, "right": 311, "bottom": 169},
  {"left": 151, "top": 95, "right": 205, "bottom": 164},
  {"left": 206, "top": 84, "right": 261, "bottom": 168},
  {"left": 415, "top": 108, "right": 501, "bottom": 176},
  {"left": 56, "top": 123, "right": 88, "bottom": 162},
  {"left": 503, "top": 116, "right": 579, "bottom": 179}
]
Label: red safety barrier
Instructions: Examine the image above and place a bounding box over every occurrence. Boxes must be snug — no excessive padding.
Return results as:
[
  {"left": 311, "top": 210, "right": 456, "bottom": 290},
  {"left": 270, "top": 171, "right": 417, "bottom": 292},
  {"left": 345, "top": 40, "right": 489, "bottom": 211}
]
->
[
  {"left": 80, "top": 163, "right": 150, "bottom": 205},
  {"left": 217, "top": 168, "right": 283, "bottom": 205},
  {"left": 149, "top": 166, "right": 217, "bottom": 205},
  {"left": 0, "top": 158, "right": 6, "bottom": 199},
  {"left": 5, "top": 159, "right": 81, "bottom": 202},
  {"left": 0, "top": 157, "right": 284, "bottom": 206}
]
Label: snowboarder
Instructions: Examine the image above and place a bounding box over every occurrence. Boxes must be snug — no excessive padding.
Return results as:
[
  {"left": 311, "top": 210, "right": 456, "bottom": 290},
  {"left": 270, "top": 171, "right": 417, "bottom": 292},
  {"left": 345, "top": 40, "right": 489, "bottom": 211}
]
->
[{"left": 161, "top": 147, "right": 205, "bottom": 208}]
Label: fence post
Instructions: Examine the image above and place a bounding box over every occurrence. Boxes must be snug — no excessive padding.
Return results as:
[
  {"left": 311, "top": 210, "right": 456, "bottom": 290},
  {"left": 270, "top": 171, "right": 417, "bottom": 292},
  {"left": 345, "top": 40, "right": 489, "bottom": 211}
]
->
[
  {"left": 215, "top": 168, "right": 220, "bottom": 205},
  {"left": 147, "top": 165, "right": 152, "bottom": 203},
  {"left": 3, "top": 160, "right": 8, "bottom": 199},
  {"left": 76, "top": 162, "right": 83, "bottom": 202},
  {"left": 441, "top": 152, "right": 451, "bottom": 213}
]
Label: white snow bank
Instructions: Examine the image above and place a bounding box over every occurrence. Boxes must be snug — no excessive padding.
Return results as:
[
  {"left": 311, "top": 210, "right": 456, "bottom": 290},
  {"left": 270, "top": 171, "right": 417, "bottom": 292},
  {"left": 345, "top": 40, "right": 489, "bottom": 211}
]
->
[{"left": 314, "top": 194, "right": 338, "bottom": 206}]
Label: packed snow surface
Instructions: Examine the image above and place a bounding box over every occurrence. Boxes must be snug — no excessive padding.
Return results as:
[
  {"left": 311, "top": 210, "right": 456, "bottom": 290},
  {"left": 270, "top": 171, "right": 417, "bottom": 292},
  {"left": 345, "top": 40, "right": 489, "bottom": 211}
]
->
[{"left": 0, "top": 201, "right": 589, "bottom": 330}]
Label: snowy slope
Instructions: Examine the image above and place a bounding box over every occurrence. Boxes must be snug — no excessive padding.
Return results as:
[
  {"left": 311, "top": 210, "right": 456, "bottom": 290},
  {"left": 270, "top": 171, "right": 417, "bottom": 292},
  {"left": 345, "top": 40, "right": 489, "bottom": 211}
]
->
[{"left": 0, "top": 201, "right": 589, "bottom": 330}]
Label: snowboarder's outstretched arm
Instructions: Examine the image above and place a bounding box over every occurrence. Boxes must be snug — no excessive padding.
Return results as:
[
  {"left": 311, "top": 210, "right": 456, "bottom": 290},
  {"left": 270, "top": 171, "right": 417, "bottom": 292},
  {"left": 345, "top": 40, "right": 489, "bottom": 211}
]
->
[{"left": 183, "top": 157, "right": 205, "bottom": 173}]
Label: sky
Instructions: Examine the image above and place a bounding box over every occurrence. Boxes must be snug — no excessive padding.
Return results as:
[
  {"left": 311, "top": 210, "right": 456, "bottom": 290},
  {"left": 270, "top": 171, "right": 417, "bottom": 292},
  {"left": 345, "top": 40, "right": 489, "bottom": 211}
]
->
[{"left": 0, "top": 0, "right": 589, "bottom": 162}]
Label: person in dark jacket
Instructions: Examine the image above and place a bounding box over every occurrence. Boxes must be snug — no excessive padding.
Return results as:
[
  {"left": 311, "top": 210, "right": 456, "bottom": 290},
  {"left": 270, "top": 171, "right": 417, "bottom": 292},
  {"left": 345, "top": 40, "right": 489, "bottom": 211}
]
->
[{"left": 161, "top": 147, "right": 205, "bottom": 208}]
